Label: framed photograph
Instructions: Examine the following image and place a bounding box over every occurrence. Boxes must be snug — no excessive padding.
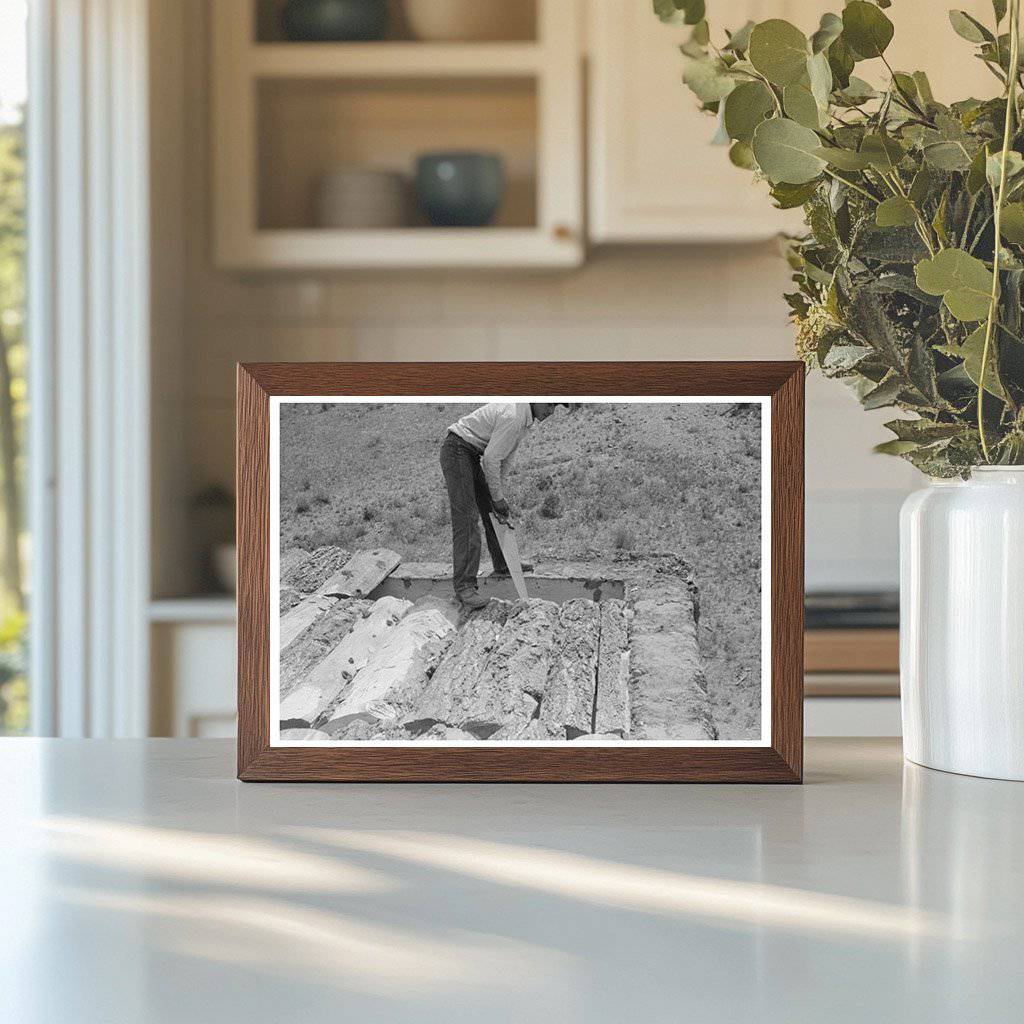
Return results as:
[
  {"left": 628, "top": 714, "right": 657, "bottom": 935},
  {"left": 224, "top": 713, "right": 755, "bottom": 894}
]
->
[{"left": 237, "top": 362, "right": 803, "bottom": 782}]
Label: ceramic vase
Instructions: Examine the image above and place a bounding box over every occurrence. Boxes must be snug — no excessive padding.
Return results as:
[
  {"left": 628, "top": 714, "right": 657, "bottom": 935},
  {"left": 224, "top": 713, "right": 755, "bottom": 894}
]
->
[{"left": 900, "top": 467, "right": 1024, "bottom": 780}]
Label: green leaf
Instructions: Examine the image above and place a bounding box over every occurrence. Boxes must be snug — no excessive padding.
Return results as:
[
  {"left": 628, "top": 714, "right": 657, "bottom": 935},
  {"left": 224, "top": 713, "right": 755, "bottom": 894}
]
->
[
  {"left": 728, "top": 140, "right": 758, "bottom": 169},
  {"left": 842, "top": 1, "right": 894, "bottom": 60},
  {"left": 948, "top": 10, "right": 993, "bottom": 44},
  {"left": 681, "top": 55, "right": 736, "bottom": 103},
  {"left": 892, "top": 72, "right": 919, "bottom": 102},
  {"left": 654, "top": 0, "right": 705, "bottom": 25},
  {"left": 836, "top": 75, "right": 877, "bottom": 104},
  {"left": 827, "top": 35, "right": 855, "bottom": 89},
  {"left": 862, "top": 375, "right": 902, "bottom": 409},
  {"left": 875, "top": 196, "right": 918, "bottom": 228},
  {"left": 923, "top": 141, "right": 973, "bottom": 171},
  {"left": 752, "top": 117, "right": 827, "bottom": 184},
  {"left": 959, "top": 324, "right": 1007, "bottom": 398},
  {"left": 814, "top": 146, "right": 872, "bottom": 170},
  {"left": 860, "top": 133, "right": 905, "bottom": 172},
  {"left": 723, "top": 81, "right": 775, "bottom": 143},
  {"left": 909, "top": 165, "right": 936, "bottom": 205},
  {"left": 653, "top": 0, "right": 676, "bottom": 23},
  {"left": 993, "top": 0, "right": 1008, "bottom": 24},
  {"left": 967, "top": 143, "right": 993, "bottom": 193},
  {"left": 783, "top": 83, "right": 822, "bottom": 128},
  {"left": 932, "top": 190, "right": 950, "bottom": 247},
  {"left": 874, "top": 439, "right": 922, "bottom": 455},
  {"left": 912, "top": 71, "right": 935, "bottom": 105},
  {"left": 915, "top": 249, "right": 994, "bottom": 321},
  {"left": 807, "top": 51, "right": 833, "bottom": 110},
  {"left": 986, "top": 150, "right": 1024, "bottom": 190},
  {"left": 689, "top": 20, "right": 710, "bottom": 46},
  {"left": 885, "top": 419, "right": 963, "bottom": 443},
  {"left": 1000, "top": 202, "right": 1024, "bottom": 242},
  {"left": 748, "top": 19, "right": 810, "bottom": 87},
  {"left": 770, "top": 179, "right": 820, "bottom": 209},
  {"left": 810, "top": 12, "right": 843, "bottom": 54},
  {"left": 724, "top": 20, "right": 755, "bottom": 53}
]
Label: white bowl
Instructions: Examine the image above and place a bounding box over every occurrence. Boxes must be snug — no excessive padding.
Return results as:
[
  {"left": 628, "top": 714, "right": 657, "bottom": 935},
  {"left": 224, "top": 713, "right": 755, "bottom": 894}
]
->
[
  {"left": 404, "top": 0, "right": 534, "bottom": 42},
  {"left": 315, "top": 168, "right": 410, "bottom": 228}
]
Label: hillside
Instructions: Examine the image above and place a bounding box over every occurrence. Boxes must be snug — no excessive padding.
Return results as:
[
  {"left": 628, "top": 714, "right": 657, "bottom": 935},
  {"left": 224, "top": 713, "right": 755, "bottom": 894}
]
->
[{"left": 279, "top": 401, "right": 762, "bottom": 738}]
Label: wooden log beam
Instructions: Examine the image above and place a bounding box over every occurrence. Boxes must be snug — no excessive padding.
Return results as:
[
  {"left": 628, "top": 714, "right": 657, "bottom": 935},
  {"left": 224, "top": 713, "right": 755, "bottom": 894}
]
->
[
  {"left": 629, "top": 578, "right": 715, "bottom": 740},
  {"left": 280, "top": 596, "right": 412, "bottom": 726},
  {"left": 279, "top": 598, "right": 370, "bottom": 700},
  {"left": 324, "top": 596, "right": 460, "bottom": 729},
  {"left": 404, "top": 602, "right": 513, "bottom": 735},
  {"left": 594, "top": 599, "right": 631, "bottom": 737},
  {"left": 280, "top": 594, "right": 340, "bottom": 654},
  {"left": 409, "top": 600, "right": 562, "bottom": 740},
  {"left": 317, "top": 548, "right": 401, "bottom": 598},
  {"left": 538, "top": 599, "right": 601, "bottom": 739},
  {"left": 281, "top": 546, "right": 351, "bottom": 594}
]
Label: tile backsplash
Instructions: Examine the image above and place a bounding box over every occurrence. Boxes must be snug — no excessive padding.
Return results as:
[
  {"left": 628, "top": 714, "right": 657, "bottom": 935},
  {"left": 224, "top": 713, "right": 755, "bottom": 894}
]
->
[
  {"left": 169, "top": 247, "right": 916, "bottom": 594},
  {"left": 150, "top": 0, "right": 918, "bottom": 596}
]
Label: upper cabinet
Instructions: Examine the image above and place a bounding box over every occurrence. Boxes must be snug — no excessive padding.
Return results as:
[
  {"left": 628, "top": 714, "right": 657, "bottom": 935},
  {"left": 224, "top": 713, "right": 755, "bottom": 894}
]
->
[
  {"left": 210, "top": 1, "right": 1006, "bottom": 265},
  {"left": 587, "top": 0, "right": 815, "bottom": 243},
  {"left": 586, "top": 0, "right": 1000, "bottom": 245},
  {"left": 211, "top": 0, "right": 584, "bottom": 269}
]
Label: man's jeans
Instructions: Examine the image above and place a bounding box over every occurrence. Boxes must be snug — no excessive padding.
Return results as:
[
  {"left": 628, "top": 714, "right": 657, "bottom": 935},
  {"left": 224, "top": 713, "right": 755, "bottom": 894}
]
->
[{"left": 439, "top": 431, "right": 508, "bottom": 595}]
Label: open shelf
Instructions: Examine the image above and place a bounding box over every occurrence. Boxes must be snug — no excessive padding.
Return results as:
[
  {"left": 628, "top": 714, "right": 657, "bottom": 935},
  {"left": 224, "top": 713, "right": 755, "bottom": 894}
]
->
[
  {"left": 213, "top": 0, "right": 581, "bottom": 268},
  {"left": 249, "top": 42, "right": 544, "bottom": 77},
  {"left": 257, "top": 76, "right": 537, "bottom": 232}
]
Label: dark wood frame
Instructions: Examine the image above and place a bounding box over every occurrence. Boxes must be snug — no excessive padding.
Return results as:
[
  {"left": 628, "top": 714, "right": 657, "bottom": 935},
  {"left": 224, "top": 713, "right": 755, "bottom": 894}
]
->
[{"left": 237, "top": 362, "right": 804, "bottom": 782}]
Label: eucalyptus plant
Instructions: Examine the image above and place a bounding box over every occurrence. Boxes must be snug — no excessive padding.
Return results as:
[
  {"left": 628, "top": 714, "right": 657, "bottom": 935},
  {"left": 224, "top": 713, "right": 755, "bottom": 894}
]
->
[{"left": 658, "top": 0, "right": 1024, "bottom": 475}]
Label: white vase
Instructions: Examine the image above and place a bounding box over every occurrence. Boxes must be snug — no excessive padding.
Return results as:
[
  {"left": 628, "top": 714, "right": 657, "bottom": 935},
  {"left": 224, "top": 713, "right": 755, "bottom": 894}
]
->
[{"left": 900, "top": 467, "right": 1024, "bottom": 780}]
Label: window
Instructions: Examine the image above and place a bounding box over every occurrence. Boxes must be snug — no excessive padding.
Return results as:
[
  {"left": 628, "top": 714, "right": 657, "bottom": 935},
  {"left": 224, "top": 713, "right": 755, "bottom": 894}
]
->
[{"left": 0, "top": 0, "right": 28, "bottom": 734}]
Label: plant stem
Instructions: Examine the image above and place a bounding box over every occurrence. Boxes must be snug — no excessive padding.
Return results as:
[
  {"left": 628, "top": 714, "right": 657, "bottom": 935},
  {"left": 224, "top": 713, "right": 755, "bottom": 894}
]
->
[
  {"left": 880, "top": 54, "right": 930, "bottom": 120},
  {"left": 979, "top": 0, "right": 1021, "bottom": 462},
  {"left": 821, "top": 167, "right": 879, "bottom": 203}
]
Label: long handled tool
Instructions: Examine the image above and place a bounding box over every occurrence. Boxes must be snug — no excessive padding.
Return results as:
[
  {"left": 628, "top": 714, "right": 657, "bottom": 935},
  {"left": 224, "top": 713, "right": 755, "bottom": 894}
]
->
[{"left": 489, "top": 514, "right": 529, "bottom": 602}]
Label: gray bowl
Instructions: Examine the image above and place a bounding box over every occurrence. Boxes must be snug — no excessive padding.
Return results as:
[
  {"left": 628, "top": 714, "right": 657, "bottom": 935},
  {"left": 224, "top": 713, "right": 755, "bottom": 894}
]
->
[{"left": 415, "top": 152, "right": 505, "bottom": 228}]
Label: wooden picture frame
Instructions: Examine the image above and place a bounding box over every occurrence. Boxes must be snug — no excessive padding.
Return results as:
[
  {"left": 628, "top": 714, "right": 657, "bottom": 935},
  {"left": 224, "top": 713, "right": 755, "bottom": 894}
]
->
[{"left": 237, "top": 362, "right": 804, "bottom": 782}]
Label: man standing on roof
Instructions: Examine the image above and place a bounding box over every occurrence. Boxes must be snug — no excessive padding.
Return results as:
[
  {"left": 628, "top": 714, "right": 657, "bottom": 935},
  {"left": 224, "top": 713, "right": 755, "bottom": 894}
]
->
[{"left": 440, "top": 402, "right": 565, "bottom": 610}]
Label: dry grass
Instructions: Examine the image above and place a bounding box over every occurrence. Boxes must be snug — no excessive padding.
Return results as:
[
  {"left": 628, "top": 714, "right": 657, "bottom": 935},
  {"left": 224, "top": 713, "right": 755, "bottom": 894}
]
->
[{"left": 279, "top": 401, "right": 762, "bottom": 739}]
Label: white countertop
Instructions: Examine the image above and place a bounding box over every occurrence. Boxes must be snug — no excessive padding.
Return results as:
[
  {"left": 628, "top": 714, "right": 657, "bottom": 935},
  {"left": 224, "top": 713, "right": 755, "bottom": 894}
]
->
[{"left": 1, "top": 738, "right": 1021, "bottom": 1023}]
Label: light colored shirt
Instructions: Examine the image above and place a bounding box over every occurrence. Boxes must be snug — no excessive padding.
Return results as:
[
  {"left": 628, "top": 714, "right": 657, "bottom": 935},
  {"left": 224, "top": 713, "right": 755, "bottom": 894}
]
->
[{"left": 448, "top": 402, "right": 533, "bottom": 502}]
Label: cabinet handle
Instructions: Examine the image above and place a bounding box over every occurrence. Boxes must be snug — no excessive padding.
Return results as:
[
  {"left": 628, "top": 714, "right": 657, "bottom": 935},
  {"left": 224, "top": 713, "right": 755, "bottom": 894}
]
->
[{"left": 553, "top": 224, "right": 574, "bottom": 241}]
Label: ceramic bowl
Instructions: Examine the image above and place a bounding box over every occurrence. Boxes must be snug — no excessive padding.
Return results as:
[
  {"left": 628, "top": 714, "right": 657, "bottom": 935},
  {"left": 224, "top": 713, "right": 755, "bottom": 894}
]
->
[
  {"left": 280, "top": 0, "right": 388, "bottom": 42},
  {"left": 315, "top": 168, "right": 409, "bottom": 228},
  {"left": 415, "top": 152, "right": 505, "bottom": 227},
  {"left": 403, "top": 0, "right": 533, "bottom": 42}
]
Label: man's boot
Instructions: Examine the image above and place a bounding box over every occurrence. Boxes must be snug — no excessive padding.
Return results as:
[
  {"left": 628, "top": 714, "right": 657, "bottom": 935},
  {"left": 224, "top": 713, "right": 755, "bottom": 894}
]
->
[{"left": 457, "top": 589, "right": 488, "bottom": 611}]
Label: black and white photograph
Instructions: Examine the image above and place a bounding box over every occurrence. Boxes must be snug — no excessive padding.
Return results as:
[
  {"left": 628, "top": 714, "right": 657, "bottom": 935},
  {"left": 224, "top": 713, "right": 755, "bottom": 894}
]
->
[{"left": 270, "top": 397, "right": 769, "bottom": 745}]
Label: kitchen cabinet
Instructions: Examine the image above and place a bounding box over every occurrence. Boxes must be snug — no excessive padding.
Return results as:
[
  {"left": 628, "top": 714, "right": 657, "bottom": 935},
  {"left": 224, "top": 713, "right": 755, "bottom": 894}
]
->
[
  {"left": 212, "top": 0, "right": 583, "bottom": 269},
  {"left": 587, "top": 0, "right": 998, "bottom": 244}
]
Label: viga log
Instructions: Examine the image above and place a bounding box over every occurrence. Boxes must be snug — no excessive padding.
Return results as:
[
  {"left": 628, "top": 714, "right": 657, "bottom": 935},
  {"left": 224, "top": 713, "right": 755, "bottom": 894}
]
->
[
  {"left": 407, "top": 600, "right": 565, "bottom": 740},
  {"left": 279, "top": 548, "right": 401, "bottom": 650},
  {"left": 593, "top": 599, "right": 631, "bottom": 738},
  {"left": 402, "top": 601, "right": 514, "bottom": 737},
  {"left": 537, "top": 599, "right": 601, "bottom": 739},
  {"left": 279, "top": 596, "right": 412, "bottom": 727},
  {"left": 281, "top": 546, "right": 351, "bottom": 594},
  {"left": 629, "top": 576, "right": 715, "bottom": 740},
  {"left": 322, "top": 596, "right": 461, "bottom": 735},
  {"left": 279, "top": 598, "right": 370, "bottom": 701}
]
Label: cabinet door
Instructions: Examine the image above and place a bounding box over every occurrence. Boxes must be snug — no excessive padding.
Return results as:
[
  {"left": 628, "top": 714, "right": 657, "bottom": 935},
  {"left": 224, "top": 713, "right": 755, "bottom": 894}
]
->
[
  {"left": 589, "top": 1, "right": 815, "bottom": 243},
  {"left": 588, "top": 1, "right": 1002, "bottom": 245}
]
